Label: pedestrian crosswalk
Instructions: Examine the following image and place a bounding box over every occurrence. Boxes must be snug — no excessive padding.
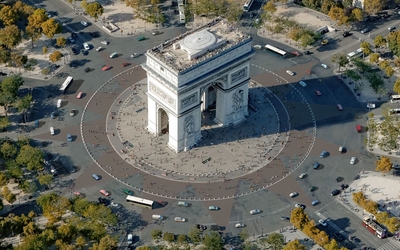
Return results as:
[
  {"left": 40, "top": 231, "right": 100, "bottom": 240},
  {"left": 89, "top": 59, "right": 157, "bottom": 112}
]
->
[
  {"left": 55, "top": 12, "right": 78, "bottom": 24},
  {"left": 377, "top": 239, "right": 400, "bottom": 250}
]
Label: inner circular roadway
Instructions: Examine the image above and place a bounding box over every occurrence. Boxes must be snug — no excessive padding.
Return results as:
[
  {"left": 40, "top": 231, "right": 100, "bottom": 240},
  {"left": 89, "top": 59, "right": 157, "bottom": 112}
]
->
[{"left": 80, "top": 64, "right": 317, "bottom": 201}]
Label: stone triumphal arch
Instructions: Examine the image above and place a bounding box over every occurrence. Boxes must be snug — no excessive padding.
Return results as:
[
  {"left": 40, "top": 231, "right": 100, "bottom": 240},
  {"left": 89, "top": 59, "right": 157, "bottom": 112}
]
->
[{"left": 142, "top": 18, "right": 255, "bottom": 152}]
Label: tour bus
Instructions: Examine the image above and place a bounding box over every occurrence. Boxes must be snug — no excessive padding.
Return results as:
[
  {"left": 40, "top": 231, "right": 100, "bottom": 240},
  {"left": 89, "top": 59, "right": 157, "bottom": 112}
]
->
[{"left": 390, "top": 94, "right": 400, "bottom": 103}]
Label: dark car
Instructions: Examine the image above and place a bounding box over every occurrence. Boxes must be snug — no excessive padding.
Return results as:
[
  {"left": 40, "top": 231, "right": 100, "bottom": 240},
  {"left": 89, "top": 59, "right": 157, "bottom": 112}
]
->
[
  {"left": 331, "top": 189, "right": 340, "bottom": 196},
  {"left": 304, "top": 50, "right": 311, "bottom": 55},
  {"left": 334, "top": 232, "right": 344, "bottom": 241},
  {"left": 81, "top": 49, "right": 88, "bottom": 55},
  {"left": 342, "top": 31, "right": 350, "bottom": 37},
  {"left": 0, "top": 72, "right": 7, "bottom": 76},
  {"left": 90, "top": 32, "right": 99, "bottom": 37},
  {"left": 84, "top": 67, "right": 90, "bottom": 73},
  {"left": 69, "top": 61, "right": 77, "bottom": 68},
  {"left": 71, "top": 47, "right": 79, "bottom": 55},
  {"left": 71, "top": 32, "right": 77, "bottom": 37},
  {"left": 340, "top": 184, "right": 349, "bottom": 190}
]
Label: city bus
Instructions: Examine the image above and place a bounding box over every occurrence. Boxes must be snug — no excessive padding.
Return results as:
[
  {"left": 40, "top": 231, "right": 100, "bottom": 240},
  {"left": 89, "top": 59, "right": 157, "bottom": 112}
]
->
[
  {"left": 389, "top": 108, "right": 400, "bottom": 116},
  {"left": 347, "top": 48, "right": 363, "bottom": 60},
  {"left": 59, "top": 76, "right": 73, "bottom": 94},
  {"left": 390, "top": 94, "right": 400, "bottom": 103},
  {"left": 362, "top": 217, "right": 387, "bottom": 238},
  {"left": 126, "top": 195, "right": 154, "bottom": 209},
  {"left": 243, "top": 0, "right": 254, "bottom": 11},
  {"left": 264, "top": 44, "right": 287, "bottom": 58}
]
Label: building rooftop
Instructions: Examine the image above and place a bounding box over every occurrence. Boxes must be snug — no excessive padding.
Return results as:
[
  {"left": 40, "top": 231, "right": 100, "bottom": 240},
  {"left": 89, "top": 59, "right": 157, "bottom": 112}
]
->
[{"left": 147, "top": 18, "right": 251, "bottom": 74}]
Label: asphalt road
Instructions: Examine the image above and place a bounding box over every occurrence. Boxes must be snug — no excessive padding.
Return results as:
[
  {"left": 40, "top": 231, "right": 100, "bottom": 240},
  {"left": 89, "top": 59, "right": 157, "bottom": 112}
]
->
[{"left": 9, "top": 0, "right": 400, "bottom": 248}]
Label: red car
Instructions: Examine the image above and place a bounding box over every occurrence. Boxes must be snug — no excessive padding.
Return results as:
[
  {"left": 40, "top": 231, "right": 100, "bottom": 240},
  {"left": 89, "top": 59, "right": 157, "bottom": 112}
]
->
[
  {"left": 314, "top": 90, "right": 321, "bottom": 96},
  {"left": 76, "top": 92, "right": 83, "bottom": 99},
  {"left": 292, "top": 51, "right": 301, "bottom": 56},
  {"left": 100, "top": 189, "right": 109, "bottom": 196},
  {"left": 102, "top": 65, "right": 111, "bottom": 71},
  {"left": 121, "top": 62, "right": 129, "bottom": 67}
]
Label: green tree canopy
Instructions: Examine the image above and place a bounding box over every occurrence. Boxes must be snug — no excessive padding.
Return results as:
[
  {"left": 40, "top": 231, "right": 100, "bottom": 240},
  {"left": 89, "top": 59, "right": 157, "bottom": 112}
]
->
[
  {"left": 0, "top": 6, "right": 19, "bottom": 26},
  {"left": 1, "top": 141, "right": 17, "bottom": 159},
  {"left": 202, "top": 231, "right": 224, "bottom": 250},
  {"left": 266, "top": 232, "right": 285, "bottom": 250},
  {"left": 85, "top": 2, "right": 104, "bottom": 20},
  {"left": 16, "top": 145, "right": 44, "bottom": 171},
  {"left": 283, "top": 238, "right": 307, "bottom": 250},
  {"left": 394, "top": 78, "right": 400, "bottom": 94}
]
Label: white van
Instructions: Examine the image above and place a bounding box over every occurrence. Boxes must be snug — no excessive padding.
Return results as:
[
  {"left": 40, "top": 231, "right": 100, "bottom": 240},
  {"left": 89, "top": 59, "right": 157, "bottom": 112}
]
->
[
  {"left": 174, "top": 217, "right": 186, "bottom": 222},
  {"left": 50, "top": 127, "right": 54, "bottom": 135},
  {"left": 127, "top": 234, "right": 133, "bottom": 244},
  {"left": 57, "top": 99, "right": 62, "bottom": 108},
  {"left": 178, "top": 201, "right": 188, "bottom": 207},
  {"left": 152, "top": 214, "right": 163, "bottom": 220}
]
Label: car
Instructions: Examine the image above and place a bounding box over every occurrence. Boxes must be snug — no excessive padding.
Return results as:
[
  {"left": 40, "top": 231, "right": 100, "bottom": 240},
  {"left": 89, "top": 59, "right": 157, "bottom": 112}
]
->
[
  {"left": 76, "top": 92, "right": 83, "bottom": 99},
  {"left": 340, "top": 184, "right": 349, "bottom": 190},
  {"left": 50, "top": 112, "right": 55, "bottom": 119},
  {"left": 337, "top": 104, "right": 343, "bottom": 111},
  {"left": 299, "top": 81, "right": 307, "bottom": 87},
  {"left": 121, "top": 62, "right": 129, "bottom": 67},
  {"left": 73, "top": 191, "right": 81, "bottom": 196},
  {"left": 81, "top": 21, "right": 88, "bottom": 26},
  {"left": 253, "top": 45, "right": 262, "bottom": 50},
  {"left": 321, "top": 64, "right": 328, "bottom": 69},
  {"left": 96, "top": 46, "right": 102, "bottom": 52},
  {"left": 334, "top": 232, "right": 344, "bottom": 241},
  {"left": 350, "top": 157, "right": 356, "bottom": 165},
  {"left": 289, "top": 192, "right": 298, "bottom": 198},
  {"left": 393, "top": 164, "right": 400, "bottom": 169},
  {"left": 81, "top": 49, "right": 88, "bottom": 55},
  {"left": 314, "top": 90, "right": 321, "bottom": 96},
  {"left": 174, "top": 217, "right": 186, "bottom": 222},
  {"left": 102, "top": 65, "right": 111, "bottom": 71},
  {"left": 110, "top": 201, "right": 119, "bottom": 207},
  {"left": 67, "top": 134, "right": 72, "bottom": 142},
  {"left": 313, "top": 162, "right": 320, "bottom": 169},
  {"left": 209, "top": 206, "right": 219, "bottom": 210},
  {"left": 70, "top": 109, "right": 75, "bottom": 116},
  {"left": 137, "top": 36, "right": 146, "bottom": 41},
  {"left": 131, "top": 53, "right": 140, "bottom": 58},
  {"left": 84, "top": 67, "right": 90, "bottom": 73},
  {"left": 292, "top": 51, "right": 301, "bottom": 56},
  {"left": 83, "top": 43, "right": 90, "bottom": 50},
  {"left": 152, "top": 30, "right": 161, "bottom": 35},
  {"left": 331, "top": 189, "right": 340, "bottom": 196},
  {"left": 100, "top": 189, "right": 109, "bottom": 196},
  {"left": 71, "top": 32, "right": 77, "bottom": 37},
  {"left": 235, "top": 223, "right": 245, "bottom": 228},
  {"left": 286, "top": 70, "right": 295, "bottom": 76},
  {"left": 98, "top": 197, "right": 110, "bottom": 205},
  {"left": 361, "top": 28, "right": 369, "bottom": 34},
  {"left": 304, "top": 51, "right": 311, "bottom": 55},
  {"left": 309, "top": 186, "right": 316, "bottom": 192},
  {"left": 342, "top": 31, "right": 350, "bottom": 37},
  {"left": 250, "top": 209, "right": 260, "bottom": 215},
  {"left": 69, "top": 61, "right": 77, "bottom": 68},
  {"left": 320, "top": 151, "right": 328, "bottom": 158},
  {"left": 123, "top": 189, "right": 133, "bottom": 195},
  {"left": 0, "top": 72, "right": 7, "bottom": 76},
  {"left": 388, "top": 27, "right": 396, "bottom": 31},
  {"left": 299, "top": 173, "right": 306, "bottom": 179},
  {"left": 110, "top": 52, "right": 118, "bottom": 58},
  {"left": 71, "top": 47, "right": 79, "bottom": 55},
  {"left": 68, "top": 36, "right": 75, "bottom": 43},
  {"left": 338, "top": 146, "right": 346, "bottom": 153},
  {"left": 101, "top": 40, "right": 109, "bottom": 45},
  {"left": 367, "top": 103, "right": 376, "bottom": 109},
  {"left": 319, "top": 219, "right": 327, "bottom": 226},
  {"left": 295, "top": 203, "right": 306, "bottom": 209},
  {"left": 311, "top": 200, "right": 319, "bottom": 206},
  {"left": 90, "top": 32, "right": 98, "bottom": 37},
  {"left": 281, "top": 216, "right": 290, "bottom": 220}
]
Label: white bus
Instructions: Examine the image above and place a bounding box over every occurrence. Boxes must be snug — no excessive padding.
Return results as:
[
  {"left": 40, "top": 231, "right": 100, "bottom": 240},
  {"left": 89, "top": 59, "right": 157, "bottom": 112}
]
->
[
  {"left": 59, "top": 76, "right": 73, "bottom": 94},
  {"left": 243, "top": 0, "right": 254, "bottom": 11},
  {"left": 178, "top": 0, "right": 185, "bottom": 24},
  {"left": 389, "top": 108, "right": 400, "bottom": 116},
  {"left": 126, "top": 195, "right": 154, "bottom": 209},
  {"left": 265, "top": 44, "right": 287, "bottom": 58},
  {"left": 390, "top": 94, "right": 400, "bottom": 103},
  {"left": 347, "top": 48, "right": 363, "bottom": 60}
]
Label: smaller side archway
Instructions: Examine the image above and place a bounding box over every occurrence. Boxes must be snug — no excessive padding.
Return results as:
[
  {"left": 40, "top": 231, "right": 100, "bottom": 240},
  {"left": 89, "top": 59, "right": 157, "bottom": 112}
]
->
[{"left": 158, "top": 108, "right": 169, "bottom": 136}]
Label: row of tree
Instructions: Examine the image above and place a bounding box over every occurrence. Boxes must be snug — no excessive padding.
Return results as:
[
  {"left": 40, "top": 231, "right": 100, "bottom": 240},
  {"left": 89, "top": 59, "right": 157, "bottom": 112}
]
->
[
  {"left": 367, "top": 110, "right": 400, "bottom": 152},
  {"left": 352, "top": 191, "right": 400, "bottom": 233}
]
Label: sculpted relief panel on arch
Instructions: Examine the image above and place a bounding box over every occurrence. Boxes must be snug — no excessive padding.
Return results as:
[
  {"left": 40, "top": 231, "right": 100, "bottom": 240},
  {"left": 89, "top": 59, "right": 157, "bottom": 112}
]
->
[
  {"left": 181, "top": 93, "right": 198, "bottom": 110},
  {"left": 149, "top": 82, "right": 176, "bottom": 108},
  {"left": 231, "top": 67, "right": 247, "bottom": 85}
]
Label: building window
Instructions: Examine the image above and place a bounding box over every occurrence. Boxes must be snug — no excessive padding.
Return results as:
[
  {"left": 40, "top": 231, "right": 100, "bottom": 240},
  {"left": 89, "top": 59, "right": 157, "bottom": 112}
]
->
[{"left": 160, "top": 67, "right": 164, "bottom": 72}]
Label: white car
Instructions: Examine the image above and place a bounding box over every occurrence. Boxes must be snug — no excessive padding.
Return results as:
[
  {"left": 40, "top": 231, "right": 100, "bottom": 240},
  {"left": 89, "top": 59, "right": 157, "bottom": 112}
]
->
[
  {"left": 131, "top": 53, "right": 140, "bottom": 58},
  {"left": 286, "top": 70, "right": 295, "bottom": 76},
  {"left": 235, "top": 223, "right": 245, "bottom": 228},
  {"left": 101, "top": 40, "right": 109, "bottom": 45},
  {"left": 81, "top": 21, "right": 88, "bottom": 27},
  {"left": 289, "top": 192, "right": 298, "bottom": 198},
  {"left": 96, "top": 47, "right": 102, "bottom": 52},
  {"left": 299, "top": 173, "right": 306, "bottom": 179},
  {"left": 299, "top": 81, "right": 307, "bottom": 87},
  {"left": 250, "top": 209, "right": 260, "bottom": 215},
  {"left": 174, "top": 217, "right": 186, "bottom": 222},
  {"left": 311, "top": 200, "right": 319, "bottom": 206},
  {"left": 367, "top": 103, "right": 375, "bottom": 109},
  {"left": 350, "top": 157, "right": 357, "bottom": 165},
  {"left": 110, "top": 52, "right": 118, "bottom": 58},
  {"left": 110, "top": 202, "right": 119, "bottom": 207},
  {"left": 321, "top": 64, "right": 328, "bottom": 69},
  {"left": 83, "top": 43, "right": 90, "bottom": 50},
  {"left": 319, "top": 219, "right": 327, "bottom": 226}
]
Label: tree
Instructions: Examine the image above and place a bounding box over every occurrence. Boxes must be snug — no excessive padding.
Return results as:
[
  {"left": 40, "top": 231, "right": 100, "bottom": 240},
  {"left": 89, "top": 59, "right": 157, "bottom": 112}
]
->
[
  {"left": 49, "top": 51, "right": 62, "bottom": 63},
  {"left": 299, "top": 33, "right": 314, "bottom": 48},
  {"left": 41, "top": 18, "right": 62, "bottom": 38},
  {"left": 202, "top": 231, "right": 224, "bottom": 250},
  {"left": 137, "top": 247, "right": 152, "bottom": 250},
  {"left": 91, "top": 235, "right": 117, "bottom": 250},
  {"left": 0, "top": 116, "right": 9, "bottom": 131},
  {"left": 225, "top": 0, "right": 243, "bottom": 23},
  {"left": 81, "top": 0, "right": 88, "bottom": 9},
  {"left": 38, "top": 174, "right": 53, "bottom": 186},
  {"left": 291, "top": 207, "right": 310, "bottom": 230},
  {"left": 0, "top": 5, "right": 19, "bottom": 26},
  {"left": 17, "top": 135, "right": 30, "bottom": 147},
  {"left": 16, "top": 145, "right": 44, "bottom": 171},
  {"left": 376, "top": 156, "right": 392, "bottom": 173},
  {"left": 374, "top": 35, "right": 386, "bottom": 52},
  {"left": 364, "top": 0, "right": 384, "bottom": 15},
  {"left": 26, "top": 8, "right": 49, "bottom": 48},
  {"left": 42, "top": 46, "right": 48, "bottom": 55},
  {"left": 369, "top": 53, "right": 379, "bottom": 64},
  {"left": 321, "top": 0, "right": 335, "bottom": 14},
  {"left": 10, "top": 52, "right": 28, "bottom": 72},
  {"left": 263, "top": 1, "right": 277, "bottom": 14},
  {"left": 23, "top": 222, "right": 38, "bottom": 236},
  {"left": 151, "top": 229, "right": 162, "bottom": 239},
  {"left": 15, "top": 94, "right": 32, "bottom": 113},
  {"left": 394, "top": 78, "right": 400, "bottom": 94},
  {"left": 58, "top": 223, "right": 77, "bottom": 242},
  {"left": 19, "top": 180, "right": 37, "bottom": 193},
  {"left": 83, "top": 204, "right": 117, "bottom": 226},
  {"left": 239, "top": 229, "right": 249, "bottom": 243},
  {"left": 266, "top": 232, "right": 285, "bottom": 250},
  {"left": 283, "top": 238, "right": 306, "bottom": 250},
  {"left": 385, "top": 66, "right": 394, "bottom": 80},
  {"left": 2, "top": 186, "right": 16, "bottom": 204},
  {"left": 352, "top": 191, "right": 367, "bottom": 205},
  {"left": 0, "top": 199, "right": 3, "bottom": 211},
  {"left": 41, "top": 67, "right": 51, "bottom": 75},
  {"left": 0, "top": 172, "right": 8, "bottom": 187},
  {"left": 328, "top": 7, "right": 347, "bottom": 26},
  {"left": 188, "top": 226, "right": 201, "bottom": 243},
  {"left": 324, "top": 239, "right": 340, "bottom": 250},
  {"left": 0, "top": 47, "right": 10, "bottom": 65},
  {"left": 360, "top": 41, "right": 372, "bottom": 56},
  {"left": 86, "top": 2, "right": 104, "bottom": 20},
  {"left": 379, "top": 60, "right": 390, "bottom": 71},
  {"left": 0, "top": 25, "right": 22, "bottom": 49},
  {"left": 0, "top": 74, "right": 24, "bottom": 115},
  {"left": 314, "top": 230, "right": 330, "bottom": 246},
  {"left": 177, "top": 234, "right": 187, "bottom": 244},
  {"left": 351, "top": 8, "right": 363, "bottom": 22},
  {"left": 36, "top": 192, "right": 71, "bottom": 223},
  {"left": 56, "top": 37, "right": 66, "bottom": 47},
  {"left": 163, "top": 232, "right": 175, "bottom": 242},
  {"left": 76, "top": 236, "right": 86, "bottom": 249},
  {"left": 302, "top": 0, "right": 320, "bottom": 9},
  {"left": 1, "top": 142, "right": 17, "bottom": 159},
  {"left": 331, "top": 54, "right": 349, "bottom": 72},
  {"left": 344, "top": 69, "right": 361, "bottom": 85}
]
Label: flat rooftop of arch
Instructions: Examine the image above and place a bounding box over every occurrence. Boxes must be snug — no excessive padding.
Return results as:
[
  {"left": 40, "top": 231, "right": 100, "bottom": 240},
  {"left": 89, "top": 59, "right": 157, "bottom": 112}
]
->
[{"left": 147, "top": 18, "right": 251, "bottom": 73}]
